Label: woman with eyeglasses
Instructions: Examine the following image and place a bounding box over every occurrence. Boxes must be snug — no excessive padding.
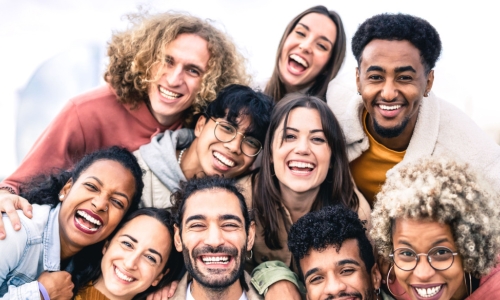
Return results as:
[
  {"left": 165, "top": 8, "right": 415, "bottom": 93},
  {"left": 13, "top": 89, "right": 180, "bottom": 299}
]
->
[
  {"left": 134, "top": 84, "right": 273, "bottom": 208},
  {"left": 371, "top": 157, "right": 500, "bottom": 300}
]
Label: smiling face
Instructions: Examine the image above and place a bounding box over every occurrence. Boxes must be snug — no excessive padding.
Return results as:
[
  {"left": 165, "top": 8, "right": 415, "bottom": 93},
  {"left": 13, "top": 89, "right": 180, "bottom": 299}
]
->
[
  {"left": 300, "top": 240, "right": 379, "bottom": 300},
  {"left": 147, "top": 33, "right": 210, "bottom": 126},
  {"left": 356, "top": 39, "right": 434, "bottom": 144},
  {"left": 189, "top": 114, "right": 256, "bottom": 179},
  {"left": 58, "top": 160, "right": 136, "bottom": 258},
  {"left": 272, "top": 107, "right": 331, "bottom": 196},
  {"left": 96, "top": 215, "right": 172, "bottom": 299},
  {"left": 392, "top": 219, "right": 466, "bottom": 300},
  {"left": 174, "top": 189, "right": 255, "bottom": 290},
  {"left": 278, "top": 13, "right": 337, "bottom": 92}
]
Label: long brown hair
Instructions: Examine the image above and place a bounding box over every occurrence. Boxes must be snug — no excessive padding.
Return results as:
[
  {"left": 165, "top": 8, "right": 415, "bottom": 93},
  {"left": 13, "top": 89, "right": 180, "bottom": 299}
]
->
[
  {"left": 264, "top": 6, "right": 346, "bottom": 102},
  {"left": 254, "top": 94, "right": 358, "bottom": 250}
]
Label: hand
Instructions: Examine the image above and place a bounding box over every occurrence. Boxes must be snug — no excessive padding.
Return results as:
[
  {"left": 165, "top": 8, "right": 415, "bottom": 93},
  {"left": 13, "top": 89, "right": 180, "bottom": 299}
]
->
[
  {"left": 0, "top": 190, "right": 32, "bottom": 240},
  {"left": 265, "top": 280, "right": 302, "bottom": 300},
  {"left": 38, "top": 271, "right": 74, "bottom": 300},
  {"left": 146, "top": 280, "right": 179, "bottom": 300}
]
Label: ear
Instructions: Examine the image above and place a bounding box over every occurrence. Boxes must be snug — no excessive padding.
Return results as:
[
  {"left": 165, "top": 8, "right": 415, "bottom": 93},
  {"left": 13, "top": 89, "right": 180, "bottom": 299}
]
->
[
  {"left": 355, "top": 67, "right": 361, "bottom": 94},
  {"left": 425, "top": 69, "right": 435, "bottom": 95},
  {"left": 246, "top": 221, "right": 256, "bottom": 251},
  {"left": 194, "top": 115, "right": 208, "bottom": 138},
  {"left": 371, "top": 262, "right": 382, "bottom": 290},
  {"left": 174, "top": 224, "right": 183, "bottom": 252},
  {"left": 151, "top": 271, "right": 165, "bottom": 287},
  {"left": 59, "top": 178, "right": 73, "bottom": 202},
  {"left": 102, "top": 240, "right": 110, "bottom": 255}
]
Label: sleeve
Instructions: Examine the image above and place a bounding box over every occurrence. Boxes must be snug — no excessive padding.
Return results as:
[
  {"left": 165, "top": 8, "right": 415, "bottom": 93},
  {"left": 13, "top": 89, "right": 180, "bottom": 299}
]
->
[
  {"left": 0, "top": 214, "right": 40, "bottom": 300},
  {"left": 0, "top": 100, "right": 86, "bottom": 194},
  {"left": 250, "top": 260, "right": 305, "bottom": 296}
]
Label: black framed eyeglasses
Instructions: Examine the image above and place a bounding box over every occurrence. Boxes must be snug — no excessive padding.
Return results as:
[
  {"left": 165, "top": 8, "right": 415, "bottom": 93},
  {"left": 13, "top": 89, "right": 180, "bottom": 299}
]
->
[
  {"left": 210, "top": 118, "right": 262, "bottom": 157},
  {"left": 389, "top": 246, "right": 459, "bottom": 271}
]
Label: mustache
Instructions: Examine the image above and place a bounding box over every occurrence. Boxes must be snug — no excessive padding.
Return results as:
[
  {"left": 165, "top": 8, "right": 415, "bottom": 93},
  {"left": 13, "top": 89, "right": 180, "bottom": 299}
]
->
[
  {"left": 192, "top": 245, "right": 238, "bottom": 257},
  {"left": 324, "top": 291, "right": 363, "bottom": 299}
]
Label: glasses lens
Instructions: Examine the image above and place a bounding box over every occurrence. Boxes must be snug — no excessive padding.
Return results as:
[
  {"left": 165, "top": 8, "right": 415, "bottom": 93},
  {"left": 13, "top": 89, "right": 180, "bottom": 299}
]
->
[
  {"left": 242, "top": 137, "right": 262, "bottom": 156},
  {"left": 393, "top": 248, "right": 417, "bottom": 270},
  {"left": 428, "top": 247, "right": 454, "bottom": 270},
  {"left": 215, "top": 122, "right": 236, "bottom": 142}
]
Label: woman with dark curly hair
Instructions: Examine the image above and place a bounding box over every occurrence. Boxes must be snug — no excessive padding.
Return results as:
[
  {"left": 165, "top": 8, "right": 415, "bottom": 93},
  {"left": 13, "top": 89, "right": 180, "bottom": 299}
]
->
[
  {"left": 0, "top": 146, "right": 144, "bottom": 299},
  {"left": 264, "top": 5, "right": 346, "bottom": 102},
  {"left": 371, "top": 157, "right": 500, "bottom": 300},
  {"left": 0, "top": 11, "right": 249, "bottom": 235}
]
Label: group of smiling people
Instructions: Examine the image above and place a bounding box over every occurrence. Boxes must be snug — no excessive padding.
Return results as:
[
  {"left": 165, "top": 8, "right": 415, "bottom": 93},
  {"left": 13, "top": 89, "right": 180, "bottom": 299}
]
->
[{"left": 0, "top": 5, "right": 499, "bottom": 300}]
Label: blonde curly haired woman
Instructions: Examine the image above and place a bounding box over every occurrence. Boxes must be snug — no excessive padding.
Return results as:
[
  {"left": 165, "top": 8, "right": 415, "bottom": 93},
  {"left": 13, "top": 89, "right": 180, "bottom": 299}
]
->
[
  {"left": 371, "top": 157, "right": 500, "bottom": 300},
  {"left": 0, "top": 11, "right": 249, "bottom": 236}
]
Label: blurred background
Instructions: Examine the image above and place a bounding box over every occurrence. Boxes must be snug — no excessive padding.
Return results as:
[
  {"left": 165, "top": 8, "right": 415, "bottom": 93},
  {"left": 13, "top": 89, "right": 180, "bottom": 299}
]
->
[{"left": 1, "top": 0, "right": 499, "bottom": 179}]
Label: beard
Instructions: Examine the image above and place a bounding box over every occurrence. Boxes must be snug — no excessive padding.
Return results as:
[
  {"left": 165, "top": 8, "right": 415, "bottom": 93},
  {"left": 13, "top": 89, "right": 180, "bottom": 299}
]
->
[
  {"left": 182, "top": 243, "right": 246, "bottom": 290},
  {"left": 323, "top": 287, "right": 372, "bottom": 300},
  {"left": 372, "top": 115, "right": 410, "bottom": 139}
]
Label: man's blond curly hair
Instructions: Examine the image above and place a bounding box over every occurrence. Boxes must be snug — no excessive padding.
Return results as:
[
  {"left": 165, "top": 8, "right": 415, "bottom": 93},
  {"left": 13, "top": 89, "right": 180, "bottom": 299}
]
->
[
  {"left": 104, "top": 11, "right": 249, "bottom": 125},
  {"left": 370, "top": 157, "right": 500, "bottom": 278}
]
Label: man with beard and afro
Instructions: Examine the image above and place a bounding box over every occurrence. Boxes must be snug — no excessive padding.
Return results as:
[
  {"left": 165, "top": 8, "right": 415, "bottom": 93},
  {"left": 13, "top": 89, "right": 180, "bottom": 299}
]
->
[
  {"left": 326, "top": 13, "right": 500, "bottom": 205},
  {"left": 170, "top": 175, "right": 261, "bottom": 300},
  {"left": 288, "top": 205, "right": 390, "bottom": 300}
]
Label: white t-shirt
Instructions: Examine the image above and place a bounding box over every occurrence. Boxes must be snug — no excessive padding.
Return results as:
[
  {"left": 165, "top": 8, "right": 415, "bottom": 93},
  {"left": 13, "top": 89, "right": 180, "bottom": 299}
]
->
[{"left": 186, "top": 282, "right": 248, "bottom": 300}]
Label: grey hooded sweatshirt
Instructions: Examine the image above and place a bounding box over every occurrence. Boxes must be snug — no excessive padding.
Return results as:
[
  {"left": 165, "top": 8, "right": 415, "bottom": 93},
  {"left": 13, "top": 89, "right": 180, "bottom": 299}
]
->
[{"left": 133, "top": 128, "right": 194, "bottom": 208}]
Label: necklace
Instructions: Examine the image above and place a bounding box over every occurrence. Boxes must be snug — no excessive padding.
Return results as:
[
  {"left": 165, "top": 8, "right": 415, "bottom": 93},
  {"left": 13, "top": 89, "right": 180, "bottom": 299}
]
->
[{"left": 177, "top": 148, "right": 187, "bottom": 165}]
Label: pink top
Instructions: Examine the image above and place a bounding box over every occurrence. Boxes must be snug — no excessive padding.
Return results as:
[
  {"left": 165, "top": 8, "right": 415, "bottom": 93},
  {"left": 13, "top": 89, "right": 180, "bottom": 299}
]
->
[{"left": 1, "top": 85, "right": 181, "bottom": 193}]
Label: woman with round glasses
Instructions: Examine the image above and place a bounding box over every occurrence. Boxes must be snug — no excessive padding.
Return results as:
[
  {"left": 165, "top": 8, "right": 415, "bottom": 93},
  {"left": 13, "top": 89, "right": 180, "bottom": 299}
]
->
[
  {"left": 134, "top": 84, "right": 273, "bottom": 208},
  {"left": 371, "top": 157, "right": 500, "bottom": 300}
]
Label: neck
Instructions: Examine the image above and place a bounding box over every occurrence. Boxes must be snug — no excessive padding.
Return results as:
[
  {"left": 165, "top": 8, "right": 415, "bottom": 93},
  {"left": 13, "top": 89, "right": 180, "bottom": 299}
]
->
[
  {"left": 179, "top": 141, "right": 204, "bottom": 179},
  {"left": 147, "top": 102, "right": 181, "bottom": 127},
  {"left": 59, "top": 228, "right": 81, "bottom": 261},
  {"left": 280, "top": 184, "right": 319, "bottom": 223},
  {"left": 191, "top": 280, "right": 243, "bottom": 300},
  {"left": 366, "top": 113, "right": 417, "bottom": 152},
  {"left": 451, "top": 274, "right": 469, "bottom": 300},
  {"left": 93, "top": 276, "right": 133, "bottom": 300}
]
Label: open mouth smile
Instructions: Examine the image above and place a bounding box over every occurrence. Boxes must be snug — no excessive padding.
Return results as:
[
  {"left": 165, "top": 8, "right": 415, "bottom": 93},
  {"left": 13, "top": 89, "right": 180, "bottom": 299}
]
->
[
  {"left": 412, "top": 284, "right": 444, "bottom": 299},
  {"left": 288, "top": 54, "right": 309, "bottom": 74},
  {"left": 213, "top": 151, "right": 236, "bottom": 168},
  {"left": 201, "top": 255, "right": 231, "bottom": 265},
  {"left": 288, "top": 160, "right": 315, "bottom": 175},
  {"left": 114, "top": 265, "right": 135, "bottom": 283},
  {"left": 159, "top": 86, "right": 183, "bottom": 100},
  {"left": 74, "top": 209, "right": 103, "bottom": 234}
]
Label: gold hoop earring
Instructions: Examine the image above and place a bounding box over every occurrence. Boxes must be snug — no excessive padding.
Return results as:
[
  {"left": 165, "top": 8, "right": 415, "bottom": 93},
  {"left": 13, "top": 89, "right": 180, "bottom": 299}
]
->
[
  {"left": 386, "top": 265, "right": 406, "bottom": 297},
  {"left": 463, "top": 272, "right": 472, "bottom": 296}
]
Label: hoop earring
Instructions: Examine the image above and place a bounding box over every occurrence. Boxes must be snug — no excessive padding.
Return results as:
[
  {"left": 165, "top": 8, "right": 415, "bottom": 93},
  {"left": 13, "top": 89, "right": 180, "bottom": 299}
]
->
[
  {"left": 246, "top": 249, "right": 253, "bottom": 260},
  {"left": 386, "top": 265, "right": 406, "bottom": 297},
  {"left": 374, "top": 288, "right": 381, "bottom": 300},
  {"left": 463, "top": 272, "right": 472, "bottom": 296}
]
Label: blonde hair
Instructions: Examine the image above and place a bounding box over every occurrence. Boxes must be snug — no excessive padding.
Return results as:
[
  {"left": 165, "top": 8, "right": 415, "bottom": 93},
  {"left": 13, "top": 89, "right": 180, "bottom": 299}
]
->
[
  {"left": 105, "top": 11, "right": 249, "bottom": 125},
  {"left": 371, "top": 157, "right": 500, "bottom": 278}
]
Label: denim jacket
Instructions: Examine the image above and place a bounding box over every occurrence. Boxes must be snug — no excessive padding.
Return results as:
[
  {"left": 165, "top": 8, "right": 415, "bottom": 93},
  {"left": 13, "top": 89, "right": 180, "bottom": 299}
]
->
[{"left": 0, "top": 204, "right": 61, "bottom": 300}]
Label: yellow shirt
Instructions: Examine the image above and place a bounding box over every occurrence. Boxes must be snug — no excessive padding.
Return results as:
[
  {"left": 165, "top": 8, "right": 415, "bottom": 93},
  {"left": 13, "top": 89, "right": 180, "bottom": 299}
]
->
[{"left": 350, "top": 110, "right": 405, "bottom": 206}]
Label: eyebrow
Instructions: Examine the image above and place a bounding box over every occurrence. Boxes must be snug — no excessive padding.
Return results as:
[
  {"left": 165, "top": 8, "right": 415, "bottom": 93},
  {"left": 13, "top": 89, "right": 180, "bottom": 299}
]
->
[
  {"left": 185, "top": 214, "right": 243, "bottom": 224},
  {"left": 304, "top": 267, "right": 320, "bottom": 280},
  {"left": 285, "top": 127, "right": 324, "bottom": 134},
  {"left": 87, "top": 176, "right": 130, "bottom": 204},
  {"left": 337, "top": 259, "right": 361, "bottom": 267},
  {"left": 185, "top": 214, "right": 206, "bottom": 223},
  {"left": 297, "top": 22, "right": 334, "bottom": 46},
  {"left": 366, "top": 65, "right": 416, "bottom": 73},
  {"left": 121, "top": 234, "right": 163, "bottom": 262}
]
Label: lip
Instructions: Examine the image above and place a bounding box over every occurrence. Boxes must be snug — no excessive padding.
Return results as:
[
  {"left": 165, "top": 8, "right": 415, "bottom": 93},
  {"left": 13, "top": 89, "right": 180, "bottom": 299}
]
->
[
  {"left": 212, "top": 150, "right": 237, "bottom": 172},
  {"left": 286, "top": 53, "right": 309, "bottom": 76},
  {"left": 286, "top": 159, "right": 316, "bottom": 176},
  {"left": 411, "top": 283, "right": 445, "bottom": 300},
  {"left": 198, "top": 254, "right": 234, "bottom": 269},
  {"left": 157, "top": 85, "right": 184, "bottom": 104},
  {"left": 113, "top": 265, "right": 136, "bottom": 284},
  {"left": 375, "top": 103, "right": 405, "bottom": 119},
  {"left": 73, "top": 209, "right": 103, "bottom": 235}
]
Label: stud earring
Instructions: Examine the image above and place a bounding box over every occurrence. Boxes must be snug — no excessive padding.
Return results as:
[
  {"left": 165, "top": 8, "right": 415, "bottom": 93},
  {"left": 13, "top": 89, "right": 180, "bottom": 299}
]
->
[
  {"left": 59, "top": 194, "right": 64, "bottom": 200},
  {"left": 357, "top": 91, "right": 361, "bottom": 95}
]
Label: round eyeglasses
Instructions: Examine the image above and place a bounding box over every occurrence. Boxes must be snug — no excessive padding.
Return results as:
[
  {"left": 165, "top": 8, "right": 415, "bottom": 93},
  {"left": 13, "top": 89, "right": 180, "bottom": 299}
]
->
[
  {"left": 389, "top": 246, "right": 459, "bottom": 271},
  {"left": 211, "top": 118, "right": 262, "bottom": 157}
]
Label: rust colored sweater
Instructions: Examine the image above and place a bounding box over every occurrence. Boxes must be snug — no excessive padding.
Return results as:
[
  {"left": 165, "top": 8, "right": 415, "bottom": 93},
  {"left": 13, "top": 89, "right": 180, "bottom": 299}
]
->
[{"left": 1, "top": 85, "right": 181, "bottom": 194}]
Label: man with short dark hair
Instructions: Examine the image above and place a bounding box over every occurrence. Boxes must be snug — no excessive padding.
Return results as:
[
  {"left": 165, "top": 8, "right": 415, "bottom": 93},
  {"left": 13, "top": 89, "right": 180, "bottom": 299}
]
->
[
  {"left": 170, "top": 176, "right": 262, "bottom": 300},
  {"left": 288, "top": 205, "right": 388, "bottom": 300},
  {"left": 327, "top": 13, "right": 500, "bottom": 204}
]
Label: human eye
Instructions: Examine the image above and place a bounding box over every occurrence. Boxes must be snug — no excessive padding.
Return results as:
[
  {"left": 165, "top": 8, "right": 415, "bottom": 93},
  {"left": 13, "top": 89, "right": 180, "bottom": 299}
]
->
[
  {"left": 188, "top": 223, "right": 206, "bottom": 231},
  {"left": 84, "top": 182, "right": 98, "bottom": 191},
  {"left": 398, "top": 75, "right": 413, "bottom": 81},
  {"left": 397, "top": 248, "right": 416, "bottom": 261},
  {"left": 165, "top": 56, "right": 173, "bottom": 65},
  {"left": 222, "top": 222, "right": 240, "bottom": 230},
  {"left": 110, "top": 198, "right": 125, "bottom": 209},
  {"left": 430, "top": 247, "right": 453, "bottom": 260},
  {"left": 311, "top": 136, "right": 326, "bottom": 144},
  {"left": 219, "top": 123, "right": 236, "bottom": 134},
  {"left": 340, "top": 268, "right": 355, "bottom": 275},
  {"left": 187, "top": 67, "right": 201, "bottom": 77},
  {"left": 317, "top": 43, "right": 328, "bottom": 51},
  {"left": 309, "top": 275, "right": 323, "bottom": 284},
  {"left": 145, "top": 254, "right": 158, "bottom": 264},
  {"left": 244, "top": 137, "right": 261, "bottom": 149},
  {"left": 284, "top": 131, "right": 296, "bottom": 141},
  {"left": 121, "top": 241, "right": 133, "bottom": 249},
  {"left": 368, "top": 74, "right": 383, "bottom": 81},
  {"left": 294, "top": 30, "right": 305, "bottom": 37}
]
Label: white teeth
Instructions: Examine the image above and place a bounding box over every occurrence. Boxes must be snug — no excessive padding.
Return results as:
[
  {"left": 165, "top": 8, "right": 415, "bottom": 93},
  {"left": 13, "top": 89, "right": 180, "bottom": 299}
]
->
[
  {"left": 415, "top": 285, "right": 441, "bottom": 298},
  {"left": 289, "top": 54, "right": 309, "bottom": 68},
  {"left": 76, "top": 210, "right": 101, "bottom": 226},
  {"left": 115, "top": 267, "right": 134, "bottom": 282},
  {"left": 213, "top": 152, "right": 235, "bottom": 167},
  {"left": 159, "top": 86, "right": 181, "bottom": 99},
  {"left": 379, "top": 104, "right": 401, "bottom": 111},
  {"left": 202, "top": 256, "right": 230, "bottom": 264},
  {"left": 288, "top": 161, "right": 315, "bottom": 169}
]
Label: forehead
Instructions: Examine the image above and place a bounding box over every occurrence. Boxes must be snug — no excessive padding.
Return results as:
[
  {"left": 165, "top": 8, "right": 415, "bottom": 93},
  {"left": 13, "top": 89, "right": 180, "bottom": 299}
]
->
[
  {"left": 115, "top": 215, "right": 171, "bottom": 249},
  {"left": 164, "top": 33, "right": 210, "bottom": 68},
  {"left": 182, "top": 189, "right": 244, "bottom": 223},
  {"left": 360, "top": 39, "right": 424, "bottom": 71},
  {"left": 295, "top": 13, "right": 337, "bottom": 40},
  {"left": 301, "top": 240, "right": 365, "bottom": 271},
  {"left": 393, "top": 218, "right": 454, "bottom": 249},
  {"left": 278, "top": 107, "right": 323, "bottom": 131}
]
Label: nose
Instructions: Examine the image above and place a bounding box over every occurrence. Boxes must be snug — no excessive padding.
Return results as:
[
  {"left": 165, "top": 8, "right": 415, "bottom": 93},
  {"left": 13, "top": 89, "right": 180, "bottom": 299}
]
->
[
  {"left": 91, "top": 195, "right": 108, "bottom": 213},
  {"left": 165, "top": 64, "right": 183, "bottom": 87},
  {"left": 224, "top": 133, "right": 243, "bottom": 155},
  {"left": 294, "top": 136, "right": 311, "bottom": 155},
  {"left": 412, "top": 256, "right": 436, "bottom": 281},
  {"left": 322, "top": 274, "right": 347, "bottom": 297},
  {"left": 204, "top": 224, "right": 225, "bottom": 248},
  {"left": 380, "top": 80, "right": 399, "bottom": 101},
  {"left": 123, "top": 251, "right": 140, "bottom": 271},
  {"left": 299, "top": 37, "right": 313, "bottom": 53}
]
